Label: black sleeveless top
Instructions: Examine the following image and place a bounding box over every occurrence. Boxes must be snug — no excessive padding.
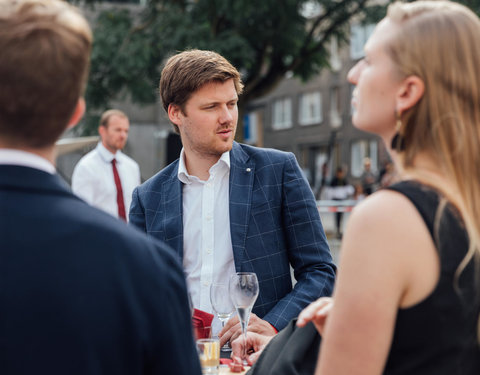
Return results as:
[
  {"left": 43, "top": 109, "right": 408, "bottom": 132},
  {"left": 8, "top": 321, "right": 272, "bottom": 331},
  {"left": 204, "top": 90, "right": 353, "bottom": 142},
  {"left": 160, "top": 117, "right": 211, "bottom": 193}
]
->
[{"left": 384, "top": 181, "right": 480, "bottom": 374}]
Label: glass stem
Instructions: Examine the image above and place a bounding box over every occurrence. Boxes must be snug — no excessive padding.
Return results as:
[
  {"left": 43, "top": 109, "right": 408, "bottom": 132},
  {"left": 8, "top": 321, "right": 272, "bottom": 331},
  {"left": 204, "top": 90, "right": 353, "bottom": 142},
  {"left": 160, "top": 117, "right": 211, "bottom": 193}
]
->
[{"left": 241, "top": 321, "right": 247, "bottom": 359}]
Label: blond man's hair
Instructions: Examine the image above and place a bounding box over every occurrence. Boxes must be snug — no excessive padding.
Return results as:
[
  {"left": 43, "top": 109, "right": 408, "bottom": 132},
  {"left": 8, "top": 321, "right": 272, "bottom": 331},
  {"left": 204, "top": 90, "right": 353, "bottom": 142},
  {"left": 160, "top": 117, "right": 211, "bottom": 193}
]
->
[{"left": 99, "top": 109, "right": 128, "bottom": 129}]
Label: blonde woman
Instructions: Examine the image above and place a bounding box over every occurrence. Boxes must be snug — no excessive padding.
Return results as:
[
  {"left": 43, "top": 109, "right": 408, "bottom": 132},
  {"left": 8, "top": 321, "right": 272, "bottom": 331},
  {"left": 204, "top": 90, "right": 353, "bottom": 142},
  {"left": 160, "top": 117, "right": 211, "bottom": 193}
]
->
[{"left": 297, "top": 1, "right": 480, "bottom": 374}]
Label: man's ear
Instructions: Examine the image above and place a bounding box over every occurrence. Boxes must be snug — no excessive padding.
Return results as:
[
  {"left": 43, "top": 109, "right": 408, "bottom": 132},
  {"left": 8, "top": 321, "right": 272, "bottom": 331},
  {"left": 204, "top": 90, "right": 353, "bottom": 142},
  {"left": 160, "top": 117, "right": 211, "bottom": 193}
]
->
[
  {"left": 396, "top": 75, "right": 425, "bottom": 114},
  {"left": 98, "top": 124, "right": 106, "bottom": 139},
  {"left": 67, "top": 98, "right": 86, "bottom": 130},
  {"left": 167, "top": 103, "right": 183, "bottom": 128}
]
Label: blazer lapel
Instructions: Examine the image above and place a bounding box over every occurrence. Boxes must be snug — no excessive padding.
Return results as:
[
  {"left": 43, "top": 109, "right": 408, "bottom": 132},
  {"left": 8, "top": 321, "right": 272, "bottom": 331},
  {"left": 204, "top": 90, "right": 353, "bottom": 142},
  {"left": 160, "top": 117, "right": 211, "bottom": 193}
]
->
[
  {"left": 160, "top": 171, "right": 184, "bottom": 262},
  {"left": 229, "top": 143, "right": 255, "bottom": 271}
]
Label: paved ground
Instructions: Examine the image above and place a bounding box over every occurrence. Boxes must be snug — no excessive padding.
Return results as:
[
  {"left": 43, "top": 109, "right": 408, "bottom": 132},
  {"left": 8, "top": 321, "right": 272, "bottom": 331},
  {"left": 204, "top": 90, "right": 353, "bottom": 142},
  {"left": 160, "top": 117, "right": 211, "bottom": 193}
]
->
[{"left": 319, "top": 211, "right": 351, "bottom": 266}]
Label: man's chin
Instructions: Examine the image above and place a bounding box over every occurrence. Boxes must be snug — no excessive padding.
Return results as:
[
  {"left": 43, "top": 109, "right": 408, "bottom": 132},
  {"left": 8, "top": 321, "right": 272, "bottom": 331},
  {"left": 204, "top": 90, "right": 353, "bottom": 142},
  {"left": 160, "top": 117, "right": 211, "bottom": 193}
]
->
[
  {"left": 211, "top": 143, "right": 233, "bottom": 157},
  {"left": 222, "top": 142, "right": 234, "bottom": 153}
]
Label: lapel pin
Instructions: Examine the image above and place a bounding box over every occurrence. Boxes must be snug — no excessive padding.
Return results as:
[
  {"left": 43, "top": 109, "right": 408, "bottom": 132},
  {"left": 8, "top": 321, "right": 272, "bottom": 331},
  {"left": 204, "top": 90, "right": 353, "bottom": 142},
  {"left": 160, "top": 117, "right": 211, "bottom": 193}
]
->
[{"left": 246, "top": 168, "right": 251, "bottom": 172}]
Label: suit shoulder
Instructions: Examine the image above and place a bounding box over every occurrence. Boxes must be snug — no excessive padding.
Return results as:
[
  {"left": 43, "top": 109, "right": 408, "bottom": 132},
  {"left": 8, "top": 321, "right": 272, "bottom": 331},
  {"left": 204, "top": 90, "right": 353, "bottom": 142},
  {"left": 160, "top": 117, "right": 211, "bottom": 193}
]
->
[
  {"left": 136, "top": 159, "right": 179, "bottom": 193},
  {"left": 236, "top": 143, "right": 294, "bottom": 164}
]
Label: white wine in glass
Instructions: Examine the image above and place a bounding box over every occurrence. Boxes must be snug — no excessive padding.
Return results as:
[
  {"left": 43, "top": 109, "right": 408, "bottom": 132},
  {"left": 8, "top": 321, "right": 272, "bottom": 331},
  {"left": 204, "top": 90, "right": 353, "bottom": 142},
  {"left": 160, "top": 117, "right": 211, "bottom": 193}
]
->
[
  {"left": 229, "top": 272, "right": 259, "bottom": 363},
  {"left": 210, "top": 283, "right": 235, "bottom": 351}
]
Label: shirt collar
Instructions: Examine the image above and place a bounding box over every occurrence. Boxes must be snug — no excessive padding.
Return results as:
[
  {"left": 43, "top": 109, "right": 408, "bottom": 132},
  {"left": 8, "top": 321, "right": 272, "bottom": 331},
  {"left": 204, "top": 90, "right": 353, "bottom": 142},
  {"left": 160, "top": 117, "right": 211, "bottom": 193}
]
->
[
  {"left": 96, "top": 142, "right": 120, "bottom": 163},
  {"left": 177, "top": 148, "right": 230, "bottom": 184},
  {"left": 0, "top": 148, "right": 55, "bottom": 174}
]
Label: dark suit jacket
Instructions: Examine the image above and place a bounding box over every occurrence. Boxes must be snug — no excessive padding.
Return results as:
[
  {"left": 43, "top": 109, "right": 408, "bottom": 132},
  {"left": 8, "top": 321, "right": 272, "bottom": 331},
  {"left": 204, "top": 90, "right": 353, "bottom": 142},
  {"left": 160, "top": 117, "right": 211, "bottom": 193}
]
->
[
  {"left": 0, "top": 165, "right": 201, "bottom": 375},
  {"left": 130, "top": 142, "right": 336, "bottom": 330},
  {"left": 247, "top": 319, "right": 321, "bottom": 375}
]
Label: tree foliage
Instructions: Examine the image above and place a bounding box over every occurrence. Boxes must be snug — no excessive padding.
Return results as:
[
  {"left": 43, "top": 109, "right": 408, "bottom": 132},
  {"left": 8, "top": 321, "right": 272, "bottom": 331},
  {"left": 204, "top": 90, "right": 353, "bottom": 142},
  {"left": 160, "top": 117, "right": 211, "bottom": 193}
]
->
[
  {"left": 77, "top": 0, "right": 378, "bottom": 134},
  {"left": 74, "top": 0, "right": 480, "bottom": 134}
]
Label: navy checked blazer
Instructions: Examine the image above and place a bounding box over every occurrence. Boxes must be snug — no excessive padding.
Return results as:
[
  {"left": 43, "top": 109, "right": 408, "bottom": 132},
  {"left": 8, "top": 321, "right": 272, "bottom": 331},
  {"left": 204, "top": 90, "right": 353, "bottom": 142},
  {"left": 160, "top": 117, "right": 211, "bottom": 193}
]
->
[{"left": 130, "top": 142, "right": 336, "bottom": 330}]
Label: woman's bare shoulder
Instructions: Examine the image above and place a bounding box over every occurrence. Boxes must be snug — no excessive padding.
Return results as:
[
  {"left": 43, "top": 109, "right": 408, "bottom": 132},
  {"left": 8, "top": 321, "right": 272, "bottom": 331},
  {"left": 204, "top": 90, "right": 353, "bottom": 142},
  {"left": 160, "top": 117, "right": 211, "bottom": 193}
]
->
[{"left": 348, "top": 188, "right": 422, "bottom": 232}]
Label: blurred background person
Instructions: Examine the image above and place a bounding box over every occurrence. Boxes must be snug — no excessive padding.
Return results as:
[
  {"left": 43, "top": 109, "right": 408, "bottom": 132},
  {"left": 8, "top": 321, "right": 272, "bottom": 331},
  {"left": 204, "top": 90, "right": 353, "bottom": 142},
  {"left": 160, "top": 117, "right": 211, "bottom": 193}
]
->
[
  {"left": 360, "top": 157, "right": 377, "bottom": 195},
  {"left": 379, "top": 161, "right": 398, "bottom": 189},
  {"left": 353, "top": 183, "right": 366, "bottom": 202},
  {"left": 72, "top": 109, "right": 140, "bottom": 221},
  {"left": 326, "top": 166, "right": 354, "bottom": 238}
]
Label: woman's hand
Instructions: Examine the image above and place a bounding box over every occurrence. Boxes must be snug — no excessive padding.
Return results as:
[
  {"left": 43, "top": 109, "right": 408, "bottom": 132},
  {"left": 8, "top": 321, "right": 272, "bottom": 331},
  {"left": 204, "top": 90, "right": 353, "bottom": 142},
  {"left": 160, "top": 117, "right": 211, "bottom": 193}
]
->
[
  {"left": 296, "top": 297, "right": 333, "bottom": 336},
  {"left": 230, "top": 331, "right": 274, "bottom": 366}
]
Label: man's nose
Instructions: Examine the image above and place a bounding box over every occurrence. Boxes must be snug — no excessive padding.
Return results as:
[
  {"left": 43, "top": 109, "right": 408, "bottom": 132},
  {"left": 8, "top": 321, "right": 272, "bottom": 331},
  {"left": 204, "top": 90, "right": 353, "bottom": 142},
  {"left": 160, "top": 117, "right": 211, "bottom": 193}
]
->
[{"left": 219, "top": 105, "right": 233, "bottom": 124}]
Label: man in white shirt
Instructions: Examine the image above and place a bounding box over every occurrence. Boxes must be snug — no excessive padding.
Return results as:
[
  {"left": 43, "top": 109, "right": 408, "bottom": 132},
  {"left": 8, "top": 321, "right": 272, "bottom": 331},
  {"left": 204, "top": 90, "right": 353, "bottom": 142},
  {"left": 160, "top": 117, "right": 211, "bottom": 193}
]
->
[
  {"left": 0, "top": 1, "right": 201, "bottom": 374},
  {"left": 130, "top": 50, "right": 335, "bottom": 346},
  {"left": 72, "top": 109, "right": 141, "bottom": 221}
]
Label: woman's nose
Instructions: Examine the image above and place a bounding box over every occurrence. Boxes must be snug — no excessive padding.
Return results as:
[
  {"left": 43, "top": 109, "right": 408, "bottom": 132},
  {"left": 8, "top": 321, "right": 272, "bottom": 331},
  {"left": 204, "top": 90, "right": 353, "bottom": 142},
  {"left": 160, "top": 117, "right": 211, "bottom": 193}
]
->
[{"left": 347, "top": 60, "right": 362, "bottom": 85}]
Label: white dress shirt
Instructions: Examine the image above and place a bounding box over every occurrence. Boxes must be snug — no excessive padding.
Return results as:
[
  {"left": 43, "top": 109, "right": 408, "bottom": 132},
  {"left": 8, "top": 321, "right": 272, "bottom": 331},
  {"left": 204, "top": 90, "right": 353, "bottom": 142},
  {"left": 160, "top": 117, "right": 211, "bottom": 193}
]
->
[
  {"left": 0, "top": 149, "right": 55, "bottom": 174},
  {"left": 72, "top": 143, "right": 141, "bottom": 220},
  {"left": 178, "top": 149, "right": 236, "bottom": 334}
]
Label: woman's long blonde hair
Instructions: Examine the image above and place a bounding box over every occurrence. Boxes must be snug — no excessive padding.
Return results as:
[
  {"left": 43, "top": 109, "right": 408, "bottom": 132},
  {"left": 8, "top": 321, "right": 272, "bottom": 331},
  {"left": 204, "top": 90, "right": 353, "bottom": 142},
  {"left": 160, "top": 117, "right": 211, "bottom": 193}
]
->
[{"left": 386, "top": 0, "right": 480, "bottom": 338}]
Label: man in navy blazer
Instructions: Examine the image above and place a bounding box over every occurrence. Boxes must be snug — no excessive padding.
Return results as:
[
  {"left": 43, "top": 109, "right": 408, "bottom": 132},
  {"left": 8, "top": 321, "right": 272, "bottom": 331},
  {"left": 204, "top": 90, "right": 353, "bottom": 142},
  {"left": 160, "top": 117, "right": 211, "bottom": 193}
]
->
[
  {"left": 130, "top": 50, "right": 336, "bottom": 347},
  {"left": 0, "top": 2, "right": 200, "bottom": 374}
]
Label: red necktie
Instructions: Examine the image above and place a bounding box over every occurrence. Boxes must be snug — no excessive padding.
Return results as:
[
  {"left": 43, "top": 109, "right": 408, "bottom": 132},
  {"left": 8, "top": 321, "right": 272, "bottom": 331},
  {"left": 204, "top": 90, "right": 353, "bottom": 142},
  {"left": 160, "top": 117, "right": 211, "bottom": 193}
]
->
[{"left": 111, "top": 159, "right": 126, "bottom": 221}]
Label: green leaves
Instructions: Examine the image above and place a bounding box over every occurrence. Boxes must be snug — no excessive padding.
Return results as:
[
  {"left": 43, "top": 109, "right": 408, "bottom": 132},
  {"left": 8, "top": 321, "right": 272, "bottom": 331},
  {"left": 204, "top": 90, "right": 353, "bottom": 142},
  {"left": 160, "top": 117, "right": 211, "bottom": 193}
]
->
[{"left": 87, "top": 9, "right": 158, "bottom": 105}]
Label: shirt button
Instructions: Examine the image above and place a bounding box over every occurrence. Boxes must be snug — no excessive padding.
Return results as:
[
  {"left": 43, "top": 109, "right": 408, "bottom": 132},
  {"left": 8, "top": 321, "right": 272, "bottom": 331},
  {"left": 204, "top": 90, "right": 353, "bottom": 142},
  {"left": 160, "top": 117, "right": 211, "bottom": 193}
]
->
[
  {"left": 206, "top": 248, "right": 212, "bottom": 254},
  {"left": 203, "top": 281, "right": 209, "bottom": 287}
]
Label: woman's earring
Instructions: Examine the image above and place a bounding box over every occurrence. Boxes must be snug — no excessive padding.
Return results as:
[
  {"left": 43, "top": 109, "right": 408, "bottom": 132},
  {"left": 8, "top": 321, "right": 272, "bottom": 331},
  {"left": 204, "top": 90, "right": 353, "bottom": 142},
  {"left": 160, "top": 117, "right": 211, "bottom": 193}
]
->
[{"left": 391, "top": 112, "right": 405, "bottom": 151}]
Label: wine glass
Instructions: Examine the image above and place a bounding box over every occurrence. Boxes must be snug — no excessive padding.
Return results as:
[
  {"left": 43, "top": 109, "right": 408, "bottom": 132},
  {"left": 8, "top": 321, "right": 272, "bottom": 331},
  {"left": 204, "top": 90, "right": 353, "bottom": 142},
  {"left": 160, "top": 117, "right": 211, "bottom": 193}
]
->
[
  {"left": 228, "top": 272, "right": 259, "bottom": 362},
  {"left": 210, "top": 283, "right": 235, "bottom": 351}
]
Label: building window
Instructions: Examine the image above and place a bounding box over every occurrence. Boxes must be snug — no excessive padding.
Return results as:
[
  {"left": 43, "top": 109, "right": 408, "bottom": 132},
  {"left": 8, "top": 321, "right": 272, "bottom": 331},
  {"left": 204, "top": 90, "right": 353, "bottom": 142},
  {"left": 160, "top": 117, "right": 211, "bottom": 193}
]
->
[
  {"left": 351, "top": 139, "right": 378, "bottom": 177},
  {"left": 329, "top": 37, "right": 342, "bottom": 72},
  {"left": 272, "top": 97, "right": 292, "bottom": 130},
  {"left": 329, "top": 87, "right": 341, "bottom": 129},
  {"left": 350, "top": 23, "right": 376, "bottom": 60},
  {"left": 350, "top": 85, "right": 356, "bottom": 116},
  {"left": 243, "top": 112, "right": 259, "bottom": 145},
  {"left": 299, "top": 92, "right": 322, "bottom": 126}
]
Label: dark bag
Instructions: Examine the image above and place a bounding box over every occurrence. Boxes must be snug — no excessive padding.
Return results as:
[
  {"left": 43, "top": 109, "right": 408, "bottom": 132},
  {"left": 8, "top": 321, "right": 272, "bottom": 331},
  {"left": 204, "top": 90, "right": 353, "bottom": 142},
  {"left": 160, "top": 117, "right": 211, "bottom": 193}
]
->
[{"left": 247, "top": 319, "right": 321, "bottom": 375}]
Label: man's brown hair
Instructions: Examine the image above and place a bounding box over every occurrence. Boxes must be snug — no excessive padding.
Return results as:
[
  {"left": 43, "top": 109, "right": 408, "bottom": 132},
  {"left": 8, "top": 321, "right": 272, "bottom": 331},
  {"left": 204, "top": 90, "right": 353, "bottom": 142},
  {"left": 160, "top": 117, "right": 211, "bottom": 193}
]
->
[
  {"left": 99, "top": 109, "right": 128, "bottom": 128},
  {"left": 159, "top": 49, "right": 244, "bottom": 133},
  {"left": 0, "top": 0, "right": 92, "bottom": 148}
]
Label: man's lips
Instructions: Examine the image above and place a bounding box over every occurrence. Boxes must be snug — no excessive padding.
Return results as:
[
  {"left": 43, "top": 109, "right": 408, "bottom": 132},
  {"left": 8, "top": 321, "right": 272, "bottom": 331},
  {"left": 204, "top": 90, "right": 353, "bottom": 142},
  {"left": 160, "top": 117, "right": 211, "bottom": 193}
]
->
[{"left": 217, "top": 129, "right": 233, "bottom": 135}]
